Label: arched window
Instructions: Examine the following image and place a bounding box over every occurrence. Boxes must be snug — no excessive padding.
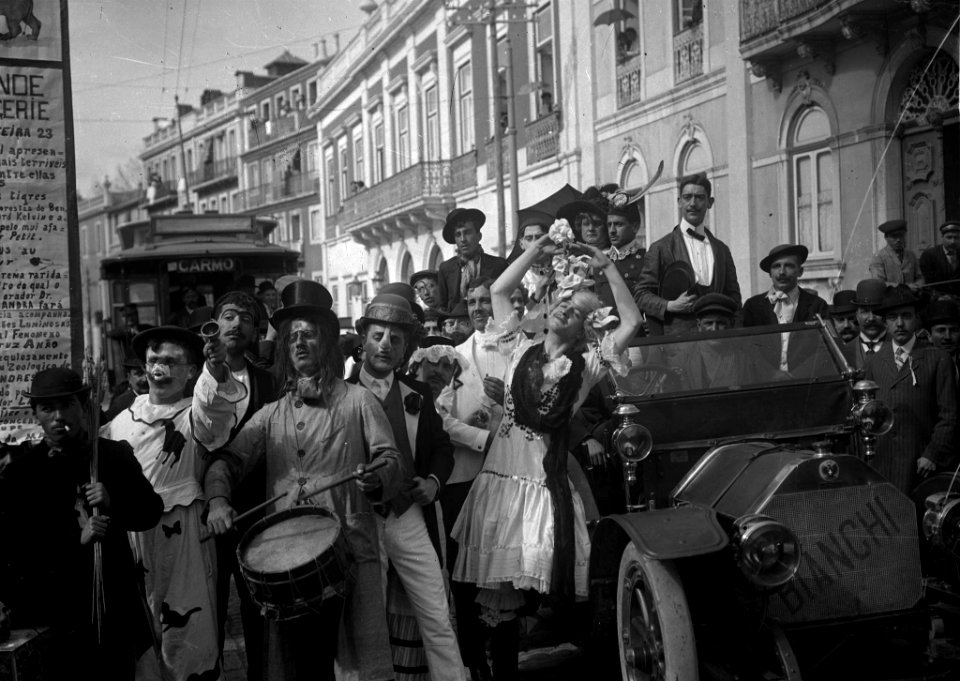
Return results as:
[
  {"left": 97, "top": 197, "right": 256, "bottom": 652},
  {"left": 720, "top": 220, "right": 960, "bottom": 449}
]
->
[
  {"left": 400, "top": 251, "right": 413, "bottom": 284},
  {"left": 790, "top": 106, "right": 835, "bottom": 257},
  {"left": 428, "top": 244, "right": 443, "bottom": 272},
  {"left": 680, "top": 141, "right": 709, "bottom": 176},
  {"left": 375, "top": 258, "right": 389, "bottom": 293}
]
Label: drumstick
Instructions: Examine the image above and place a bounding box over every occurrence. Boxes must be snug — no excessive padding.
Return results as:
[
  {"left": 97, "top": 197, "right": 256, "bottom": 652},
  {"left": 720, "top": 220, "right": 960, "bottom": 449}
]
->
[{"left": 201, "top": 458, "right": 390, "bottom": 542}]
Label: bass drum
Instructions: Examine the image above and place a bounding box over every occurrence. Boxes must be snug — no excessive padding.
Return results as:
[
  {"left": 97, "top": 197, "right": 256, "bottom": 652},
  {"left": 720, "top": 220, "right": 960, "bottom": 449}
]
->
[{"left": 237, "top": 505, "right": 350, "bottom": 621}]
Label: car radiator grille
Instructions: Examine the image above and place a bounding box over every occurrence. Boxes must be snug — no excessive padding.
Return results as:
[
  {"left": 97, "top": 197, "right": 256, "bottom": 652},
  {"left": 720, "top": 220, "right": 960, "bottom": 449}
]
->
[{"left": 763, "top": 483, "right": 922, "bottom": 623}]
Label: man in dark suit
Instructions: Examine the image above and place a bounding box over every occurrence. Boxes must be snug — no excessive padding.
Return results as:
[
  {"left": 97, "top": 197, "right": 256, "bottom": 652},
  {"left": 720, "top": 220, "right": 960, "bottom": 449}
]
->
[
  {"left": 920, "top": 220, "right": 960, "bottom": 298},
  {"left": 828, "top": 289, "right": 859, "bottom": 343},
  {"left": 864, "top": 287, "right": 957, "bottom": 494},
  {"left": 206, "top": 291, "right": 277, "bottom": 681},
  {"left": 436, "top": 207, "right": 508, "bottom": 312},
  {"left": 743, "top": 244, "right": 828, "bottom": 373},
  {"left": 350, "top": 291, "right": 464, "bottom": 681},
  {"left": 635, "top": 172, "right": 741, "bottom": 335},
  {"left": 844, "top": 279, "right": 889, "bottom": 370}
]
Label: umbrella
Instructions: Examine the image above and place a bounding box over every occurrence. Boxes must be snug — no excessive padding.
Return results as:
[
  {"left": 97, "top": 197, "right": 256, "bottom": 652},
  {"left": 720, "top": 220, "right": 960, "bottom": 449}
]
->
[
  {"left": 520, "top": 183, "right": 582, "bottom": 218},
  {"left": 594, "top": 8, "right": 635, "bottom": 26}
]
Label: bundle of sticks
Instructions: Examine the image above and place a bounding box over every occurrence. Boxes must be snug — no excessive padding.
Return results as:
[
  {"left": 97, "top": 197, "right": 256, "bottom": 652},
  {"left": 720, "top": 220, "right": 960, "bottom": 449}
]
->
[{"left": 83, "top": 355, "right": 107, "bottom": 643}]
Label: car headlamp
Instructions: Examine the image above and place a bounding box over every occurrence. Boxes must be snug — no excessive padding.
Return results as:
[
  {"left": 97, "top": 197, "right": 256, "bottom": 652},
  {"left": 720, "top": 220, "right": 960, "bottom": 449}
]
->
[
  {"left": 610, "top": 404, "right": 652, "bottom": 482},
  {"left": 733, "top": 515, "right": 801, "bottom": 589},
  {"left": 924, "top": 491, "right": 960, "bottom": 557},
  {"left": 854, "top": 399, "right": 894, "bottom": 436}
]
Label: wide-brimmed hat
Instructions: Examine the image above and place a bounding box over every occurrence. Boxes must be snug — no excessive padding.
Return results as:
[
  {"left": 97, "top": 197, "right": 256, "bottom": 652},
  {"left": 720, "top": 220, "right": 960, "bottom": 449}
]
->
[
  {"left": 693, "top": 293, "right": 737, "bottom": 318},
  {"left": 270, "top": 280, "right": 338, "bottom": 331},
  {"left": 356, "top": 293, "right": 418, "bottom": 332},
  {"left": 443, "top": 208, "right": 486, "bottom": 244},
  {"left": 851, "top": 279, "right": 887, "bottom": 307},
  {"left": 924, "top": 299, "right": 960, "bottom": 329},
  {"left": 878, "top": 219, "right": 907, "bottom": 235},
  {"left": 132, "top": 326, "right": 205, "bottom": 366},
  {"left": 875, "top": 286, "right": 920, "bottom": 313},
  {"left": 22, "top": 367, "right": 91, "bottom": 400},
  {"left": 830, "top": 290, "right": 857, "bottom": 316},
  {"left": 759, "top": 244, "right": 809, "bottom": 273}
]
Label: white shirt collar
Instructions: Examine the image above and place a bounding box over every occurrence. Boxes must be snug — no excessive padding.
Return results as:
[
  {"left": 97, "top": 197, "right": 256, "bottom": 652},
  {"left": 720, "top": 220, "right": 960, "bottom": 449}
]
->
[
  {"left": 680, "top": 218, "right": 705, "bottom": 237},
  {"left": 767, "top": 286, "right": 800, "bottom": 304},
  {"left": 358, "top": 365, "right": 394, "bottom": 393},
  {"left": 892, "top": 335, "right": 917, "bottom": 357}
]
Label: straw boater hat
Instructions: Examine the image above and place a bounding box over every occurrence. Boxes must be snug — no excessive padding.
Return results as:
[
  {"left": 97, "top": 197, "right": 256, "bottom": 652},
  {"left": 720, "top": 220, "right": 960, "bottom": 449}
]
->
[
  {"left": 22, "top": 367, "right": 90, "bottom": 400},
  {"left": 132, "top": 326, "right": 205, "bottom": 367},
  {"left": 270, "top": 280, "right": 339, "bottom": 333}
]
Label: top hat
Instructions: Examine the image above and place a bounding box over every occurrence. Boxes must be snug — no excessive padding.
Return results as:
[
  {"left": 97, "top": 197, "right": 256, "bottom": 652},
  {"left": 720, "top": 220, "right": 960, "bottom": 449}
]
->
[
  {"left": 22, "top": 367, "right": 91, "bottom": 400},
  {"left": 440, "top": 301, "right": 469, "bottom": 321},
  {"left": 924, "top": 299, "right": 960, "bottom": 329},
  {"left": 940, "top": 221, "right": 960, "bottom": 235},
  {"left": 875, "top": 286, "right": 920, "bottom": 313},
  {"left": 759, "top": 244, "right": 809, "bottom": 273},
  {"left": 270, "top": 280, "right": 338, "bottom": 331},
  {"left": 851, "top": 279, "right": 887, "bottom": 307},
  {"left": 443, "top": 208, "right": 486, "bottom": 244},
  {"left": 132, "top": 326, "right": 205, "bottom": 366},
  {"left": 878, "top": 219, "right": 907, "bottom": 235},
  {"left": 830, "top": 290, "right": 857, "bottom": 316},
  {"left": 356, "top": 293, "right": 418, "bottom": 332},
  {"left": 410, "top": 270, "right": 438, "bottom": 287},
  {"left": 693, "top": 293, "right": 737, "bottom": 318}
]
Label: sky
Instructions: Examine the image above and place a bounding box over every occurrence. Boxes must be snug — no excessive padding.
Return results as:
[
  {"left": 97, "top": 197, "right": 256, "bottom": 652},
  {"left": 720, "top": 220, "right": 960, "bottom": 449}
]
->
[{"left": 69, "top": 0, "right": 366, "bottom": 196}]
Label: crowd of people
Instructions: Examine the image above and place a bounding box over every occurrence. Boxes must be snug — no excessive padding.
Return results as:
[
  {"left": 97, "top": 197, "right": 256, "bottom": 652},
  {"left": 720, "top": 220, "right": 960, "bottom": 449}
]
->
[{"left": 1, "top": 171, "right": 958, "bottom": 681}]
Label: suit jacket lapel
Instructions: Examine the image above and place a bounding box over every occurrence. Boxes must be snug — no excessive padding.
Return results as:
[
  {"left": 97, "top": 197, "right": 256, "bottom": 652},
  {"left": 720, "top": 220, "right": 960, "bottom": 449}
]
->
[
  {"left": 397, "top": 381, "right": 419, "bottom": 457},
  {"left": 704, "top": 227, "right": 723, "bottom": 291}
]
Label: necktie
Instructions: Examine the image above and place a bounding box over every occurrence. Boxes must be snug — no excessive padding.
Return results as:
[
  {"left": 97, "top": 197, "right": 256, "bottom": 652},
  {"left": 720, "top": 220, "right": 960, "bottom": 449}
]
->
[
  {"left": 460, "top": 258, "right": 479, "bottom": 302},
  {"left": 686, "top": 228, "right": 705, "bottom": 242},
  {"left": 894, "top": 347, "right": 906, "bottom": 370},
  {"left": 369, "top": 378, "right": 389, "bottom": 402}
]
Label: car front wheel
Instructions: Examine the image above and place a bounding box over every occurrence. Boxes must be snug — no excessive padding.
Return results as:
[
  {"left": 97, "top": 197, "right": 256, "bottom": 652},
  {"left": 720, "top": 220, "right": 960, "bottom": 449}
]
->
[{"left": 617, "top": 543, "right": 698, "bottom": 681}]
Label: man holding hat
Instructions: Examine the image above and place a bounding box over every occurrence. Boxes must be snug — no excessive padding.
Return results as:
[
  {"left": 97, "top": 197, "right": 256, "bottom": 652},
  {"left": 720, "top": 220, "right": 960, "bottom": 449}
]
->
[
  {"left": 635, "top": 172, "right": 741, "bottom": 335},
  {"left": 203, "top": 280, "right": 404, "bottom": 681},
  {"left": 0, "top": 368, "right": 163, "bottom": 680},
  {"left": 100, "top": 325, "right": 242, "bottom": 680},
  {"left": 411, "top": 269, "right": 442, "bottom": 311},
  {"left": 828, "top": 290, "right": 860, "bottom": 343},
  {"left": 845, "top": 279, "right": 890, "bottom": 369},
  {"left": 743, "top": 244, "right": 828, "bottom": 373},
  {"left": 436, "top": 207, "right": 507, "bottom": 312},
  {"left": 350, "top": 293, "right": 464, "bottom": 681},
  {"left": 924, "top": 298, "right": 960, "bottom": 378},
  {"left": 921, "top": 220, "right": 960, "bottom": 298},
  {"left": 863, "top": 287, "right": 957, "bottom": 493},
  {"left": 869, "top": 220, "right": 923, "bottom": 290}
]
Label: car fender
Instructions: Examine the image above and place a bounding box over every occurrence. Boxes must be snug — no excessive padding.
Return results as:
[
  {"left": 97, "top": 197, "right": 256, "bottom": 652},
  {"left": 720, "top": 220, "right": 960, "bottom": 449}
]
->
[{"left": 591, "top": 505, "right": 728, "bottom": 570}]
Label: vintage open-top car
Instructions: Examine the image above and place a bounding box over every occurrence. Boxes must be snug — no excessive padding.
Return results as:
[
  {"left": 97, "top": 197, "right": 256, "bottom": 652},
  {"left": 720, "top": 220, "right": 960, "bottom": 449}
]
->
[{"left": 581, "top": 320, "right": 960, "bottom": 680}]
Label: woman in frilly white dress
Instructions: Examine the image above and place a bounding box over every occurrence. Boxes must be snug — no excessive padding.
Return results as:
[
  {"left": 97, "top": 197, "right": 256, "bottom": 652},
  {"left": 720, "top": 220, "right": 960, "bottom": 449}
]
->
[{"left": 452, "top": 229, "right": 642, "bottom": 678}]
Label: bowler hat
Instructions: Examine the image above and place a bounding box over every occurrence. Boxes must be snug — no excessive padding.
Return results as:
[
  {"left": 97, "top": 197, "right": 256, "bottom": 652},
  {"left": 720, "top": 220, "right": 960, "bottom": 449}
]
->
[
  {"left": 356, "top": 293, "right": 418, "bottom": 333},
  {"left": 924, "top": 299, "right": 960, "bottom": 329},
  {"left": 443, "top": 208, "right": 486, "bottom": 244},
  {"left": 132, "top": 326, "right": 205, "bottom": 366},
  {"left": 270, "top": 280, "right": 338, "bottom": 331},
  {"left": 851, "top": 279, "right": 887, "bottom": 307},
  {"left": 693, "top": 293, "right": 737, "bottom": 318},
  {"left": 940, "top": 221, "right": 960, "bottom": 235},
  {"left": 439, "top": 301, "right": 469, "bottom": 321},
  {"left": 377, "top": 284, "right": 424, "bottom": 324},
  {"left": 875, "top": 286, "right": 920, "bottom": 313},
  {"left": 22, "top": 367, "right": 90, "bottom": 400},
  {"left": 660, "top": 260, "right": 697, "bottom": 302},
  {"left": 830, "top": 290, "right": 857, "bottom": 316},
  {"left": 759, "top": 244, "right": 809, "bottom": 273},
  {"left": 878, "top": 219, "right": 907, "bottom": 235},
  {"left": 410, "top": 270, "right": 438, "bottom": 287}
]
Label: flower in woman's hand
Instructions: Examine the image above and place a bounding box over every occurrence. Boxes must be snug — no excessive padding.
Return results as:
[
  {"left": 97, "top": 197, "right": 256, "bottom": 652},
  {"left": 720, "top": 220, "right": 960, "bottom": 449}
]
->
[
  {"left": 403, "top": 392, "right": 423, "bottom": 415},
  {"left": 552, "top": 253, "right": 571, "bottom": 275},
  {"left": 548, "top": 218, "right": 574, "bottom": 247},
  {"left": 557, "top": 272, "right": 595, "bottom": 300}
]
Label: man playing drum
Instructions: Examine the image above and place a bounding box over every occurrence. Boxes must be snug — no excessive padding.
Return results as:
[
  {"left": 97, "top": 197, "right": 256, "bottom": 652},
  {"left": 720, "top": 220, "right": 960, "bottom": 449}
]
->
[{"left": 203, "top": 280, "right": 405, "bottom": 681}]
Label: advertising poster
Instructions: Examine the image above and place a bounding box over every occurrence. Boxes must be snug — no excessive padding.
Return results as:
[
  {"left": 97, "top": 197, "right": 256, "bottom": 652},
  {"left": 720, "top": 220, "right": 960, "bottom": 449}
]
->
[{"left": 0, "top": 1, "right": 79, "bottom": 442}]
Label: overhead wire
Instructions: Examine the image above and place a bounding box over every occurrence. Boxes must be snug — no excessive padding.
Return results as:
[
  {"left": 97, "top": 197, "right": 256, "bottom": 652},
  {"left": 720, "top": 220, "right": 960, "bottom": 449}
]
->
[
  {"left": 174, "top": 0, "right": 190, "bottom": 99},
  {"left": 158, "top": 0, "right": 170, "bottom": 105},
  {"left": 183, "top": 0, "right": 203, "bottom": 96}
]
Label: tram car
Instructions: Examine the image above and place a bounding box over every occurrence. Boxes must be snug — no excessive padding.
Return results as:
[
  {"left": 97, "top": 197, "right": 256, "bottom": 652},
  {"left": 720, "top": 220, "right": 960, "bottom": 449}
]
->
[
  {"left": 99, "top": 211, "right": 299, "bottom": 377},
  {"left": 582, "top": 320, "right": 960, "bottom": 680}
]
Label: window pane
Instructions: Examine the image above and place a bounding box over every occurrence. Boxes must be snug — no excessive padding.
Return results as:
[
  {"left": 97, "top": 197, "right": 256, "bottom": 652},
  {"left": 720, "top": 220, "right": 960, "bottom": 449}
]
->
[
  {"left": 816, "top": 151, "right": 834, "bottom": 253},
  {"left": 682, "top": 142, "right": 708, "bottom": 175},
  {"left": 795, "top": 156, "right": 813, "bottom": 248},
  {"left": 535, "top": 5, "right": 552, "bottom": 44},
  {"left": 795, "top": 108, "right": 830, "bottom": 145}
]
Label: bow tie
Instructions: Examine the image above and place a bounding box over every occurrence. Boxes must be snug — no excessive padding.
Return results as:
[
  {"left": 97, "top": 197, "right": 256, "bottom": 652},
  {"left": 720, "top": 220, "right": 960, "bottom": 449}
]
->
[
  {"left": 768, "top": 291, "right": 789, "bottom": 304},
  {"left": 686, "top": 228, "right": 705, "bottom": 242},
  {"left": 863, "top": 340, "right": 882, "bottom": 353},
  {"left": 288, "top": 376, "right": 323, "bottom": 401}
]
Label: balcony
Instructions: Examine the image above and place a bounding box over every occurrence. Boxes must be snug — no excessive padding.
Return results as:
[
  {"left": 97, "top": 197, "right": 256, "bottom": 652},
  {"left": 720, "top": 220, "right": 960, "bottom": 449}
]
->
[
  {"left": 484, "top": 138, "right": 510, "bottom": 180},
  {"left": 450, "top": 151, "right": 477, "bottom": 193},
  {"left": 240, "top": 171, "right": 319, "bottom": 210},
  {"left": 525, "top": 110, "right": 561, "bottom": 166},
  {"left": 739, "top": 0, "right": 906, "bottom": 65},
  {"left": 339, "top": 160, "right": 457, "bottom": 243},
  {"left": 617, "top": 54, "right": 643, "bottom": 109},
  {"left": 674, "top": 23, "right": 704, "bottom": 84},
  {"left": 247, "top": 111, "right": 307, "bottom": 150},
  {"left": 186, "top": 156, "right": 238, "bottom": 191}
]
